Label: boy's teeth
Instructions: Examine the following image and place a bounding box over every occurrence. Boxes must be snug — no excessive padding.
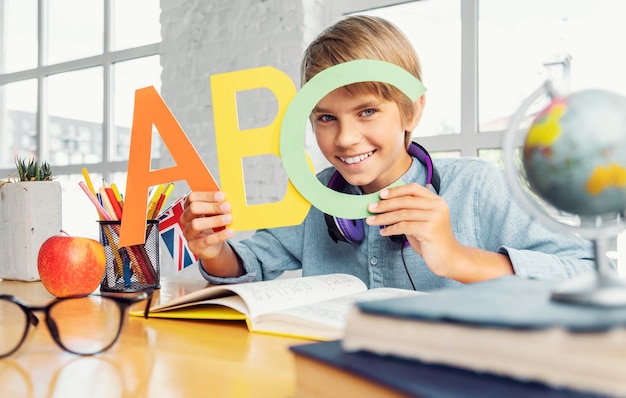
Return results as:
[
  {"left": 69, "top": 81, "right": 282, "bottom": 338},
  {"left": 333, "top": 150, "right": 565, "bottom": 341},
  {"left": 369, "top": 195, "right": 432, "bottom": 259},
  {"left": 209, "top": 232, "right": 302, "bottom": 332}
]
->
[{"left": 340, "top": 151, "right": 373, "bottom": 165}]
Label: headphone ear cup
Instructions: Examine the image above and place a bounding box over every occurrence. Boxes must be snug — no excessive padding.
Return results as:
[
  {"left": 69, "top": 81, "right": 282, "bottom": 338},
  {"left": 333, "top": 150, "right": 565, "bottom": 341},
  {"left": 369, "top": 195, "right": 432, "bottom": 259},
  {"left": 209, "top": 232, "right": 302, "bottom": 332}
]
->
[
  {"left": 335, "top": 217, "right": 365, "bottom": 243},
  {"left": 324, "top": 213, "right": 365, "bottom": 243},
  {"left": 324, "top": 171, "right": 366, "bottom": 244}
]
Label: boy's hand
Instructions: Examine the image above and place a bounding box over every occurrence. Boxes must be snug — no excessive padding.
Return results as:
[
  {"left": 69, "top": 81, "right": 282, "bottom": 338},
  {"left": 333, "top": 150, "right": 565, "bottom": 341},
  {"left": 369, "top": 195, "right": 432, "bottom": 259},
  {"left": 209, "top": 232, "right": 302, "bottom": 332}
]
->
[
  {"left": 365, "top": 183, "right": 459, "bottom": 277},
  {"left": 366, "top": 183, "right": 513, "bottom": 283},
  {"left": 180, "top": 191, "right": 235, "bottom": 261}
]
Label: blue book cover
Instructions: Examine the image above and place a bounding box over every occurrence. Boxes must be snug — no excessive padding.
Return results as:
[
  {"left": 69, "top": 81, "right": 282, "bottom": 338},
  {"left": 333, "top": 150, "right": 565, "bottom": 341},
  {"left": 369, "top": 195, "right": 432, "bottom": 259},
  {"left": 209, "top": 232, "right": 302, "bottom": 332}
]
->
[
  {"left": 355, "top": 275, "right": 626, "bottom": 332},
  {"left": 290, "top": 340, "right": 603, "bottom": 398},
  {"left": 341, "top": 276, "right": 626, "bottom": 397}
]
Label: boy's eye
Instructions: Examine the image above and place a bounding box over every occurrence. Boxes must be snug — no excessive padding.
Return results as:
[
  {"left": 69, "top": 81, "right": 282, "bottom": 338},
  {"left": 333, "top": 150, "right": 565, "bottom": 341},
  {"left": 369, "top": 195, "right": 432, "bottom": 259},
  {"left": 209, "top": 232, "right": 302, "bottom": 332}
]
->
[
  {"left": 362, "top": 109, "right": 376, "bottom": 117},
  {"left": 319, "top": 114, "right": 336, "bottom": 122}
]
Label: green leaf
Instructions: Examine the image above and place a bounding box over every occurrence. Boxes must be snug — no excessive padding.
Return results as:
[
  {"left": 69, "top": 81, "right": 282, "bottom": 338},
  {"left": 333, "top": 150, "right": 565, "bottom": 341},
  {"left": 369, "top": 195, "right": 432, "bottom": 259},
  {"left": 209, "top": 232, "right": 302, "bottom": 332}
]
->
[{"left": 13, "top": 157, "right": 54, "bottom": 182}]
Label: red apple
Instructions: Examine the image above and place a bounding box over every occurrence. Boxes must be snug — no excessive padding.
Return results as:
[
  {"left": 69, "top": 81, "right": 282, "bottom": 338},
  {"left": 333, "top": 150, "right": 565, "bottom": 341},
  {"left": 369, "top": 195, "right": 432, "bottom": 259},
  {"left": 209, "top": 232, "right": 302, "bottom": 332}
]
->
[{"left": 37, "top": 234, "right": 106, "bottom": 298}]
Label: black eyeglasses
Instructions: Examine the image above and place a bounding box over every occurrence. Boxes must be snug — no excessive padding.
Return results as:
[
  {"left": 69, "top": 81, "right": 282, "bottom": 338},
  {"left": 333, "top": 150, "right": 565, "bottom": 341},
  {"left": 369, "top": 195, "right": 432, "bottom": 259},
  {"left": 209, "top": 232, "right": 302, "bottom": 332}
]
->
[{"left": 0, "top": 290, "right": 153, "bottom": 358}]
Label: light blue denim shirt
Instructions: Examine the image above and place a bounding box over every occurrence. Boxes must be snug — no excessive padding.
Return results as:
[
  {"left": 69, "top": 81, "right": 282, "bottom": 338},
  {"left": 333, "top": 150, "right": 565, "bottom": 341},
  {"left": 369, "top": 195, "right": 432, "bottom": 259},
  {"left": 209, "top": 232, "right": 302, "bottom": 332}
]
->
[{"left": 199, "top": 156, "right": 596, "bottom": 291}]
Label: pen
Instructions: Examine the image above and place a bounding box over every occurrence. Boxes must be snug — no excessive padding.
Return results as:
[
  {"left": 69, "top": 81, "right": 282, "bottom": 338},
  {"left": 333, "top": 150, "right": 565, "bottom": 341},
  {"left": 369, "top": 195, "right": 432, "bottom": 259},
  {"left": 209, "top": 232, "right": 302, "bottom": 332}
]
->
[{"left": 118, "top": 247, "right": 132, "bottom": 287}]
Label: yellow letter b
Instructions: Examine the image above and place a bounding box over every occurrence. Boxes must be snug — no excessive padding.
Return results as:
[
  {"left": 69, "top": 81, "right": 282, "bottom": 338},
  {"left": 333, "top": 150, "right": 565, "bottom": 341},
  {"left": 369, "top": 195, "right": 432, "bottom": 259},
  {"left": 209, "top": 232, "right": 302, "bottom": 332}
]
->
[{"left": 211, "top": 67, "right": 311, "bottom": 231}]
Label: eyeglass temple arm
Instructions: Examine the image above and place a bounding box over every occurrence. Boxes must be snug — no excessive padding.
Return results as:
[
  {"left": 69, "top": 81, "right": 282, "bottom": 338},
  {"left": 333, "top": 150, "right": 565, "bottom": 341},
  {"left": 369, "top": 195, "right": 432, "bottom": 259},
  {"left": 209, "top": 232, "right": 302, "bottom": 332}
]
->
[{"left": 142, "top": 290, "right": 154, "bottom": 319}]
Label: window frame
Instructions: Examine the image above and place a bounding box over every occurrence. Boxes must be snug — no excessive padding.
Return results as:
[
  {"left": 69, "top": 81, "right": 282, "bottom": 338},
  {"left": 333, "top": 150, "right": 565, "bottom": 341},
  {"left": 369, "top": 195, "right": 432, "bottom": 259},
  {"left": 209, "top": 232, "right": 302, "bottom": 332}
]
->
[{"left": 0, "top": 0, "right": 160, "bottom": 181}]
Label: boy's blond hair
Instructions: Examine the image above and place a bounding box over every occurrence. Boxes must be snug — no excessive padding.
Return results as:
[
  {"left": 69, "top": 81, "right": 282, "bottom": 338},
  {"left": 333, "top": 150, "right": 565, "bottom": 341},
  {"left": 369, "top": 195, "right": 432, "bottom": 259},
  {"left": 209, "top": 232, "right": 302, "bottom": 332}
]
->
[{"left": 301, "top": 15, "right": 423, "bottom": 147}]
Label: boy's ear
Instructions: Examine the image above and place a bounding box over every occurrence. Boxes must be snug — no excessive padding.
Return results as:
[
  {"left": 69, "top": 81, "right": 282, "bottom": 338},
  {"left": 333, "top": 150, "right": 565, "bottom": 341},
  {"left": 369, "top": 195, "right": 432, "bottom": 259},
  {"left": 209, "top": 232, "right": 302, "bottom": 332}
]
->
[{"left": 407, "top": 95, "right": 426, "bottom": 131}]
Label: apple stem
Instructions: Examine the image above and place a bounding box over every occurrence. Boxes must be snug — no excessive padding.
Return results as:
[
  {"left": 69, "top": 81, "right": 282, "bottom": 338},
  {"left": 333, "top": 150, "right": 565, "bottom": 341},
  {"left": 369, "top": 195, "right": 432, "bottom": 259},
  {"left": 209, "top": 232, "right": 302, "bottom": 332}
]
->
[{"left": 60, "top": 229, "right": 70, "bottom": 237}]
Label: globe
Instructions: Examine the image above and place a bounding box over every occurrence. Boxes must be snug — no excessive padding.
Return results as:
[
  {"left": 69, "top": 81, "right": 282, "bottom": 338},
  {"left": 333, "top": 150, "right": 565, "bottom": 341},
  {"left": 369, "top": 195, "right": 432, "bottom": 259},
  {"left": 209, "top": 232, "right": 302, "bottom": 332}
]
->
[
  {"left": 523, "top": 89, "right": 626, "bottom": 217},
  {"left": 502, "top": 82, "right": 626, "bottom": 307}
]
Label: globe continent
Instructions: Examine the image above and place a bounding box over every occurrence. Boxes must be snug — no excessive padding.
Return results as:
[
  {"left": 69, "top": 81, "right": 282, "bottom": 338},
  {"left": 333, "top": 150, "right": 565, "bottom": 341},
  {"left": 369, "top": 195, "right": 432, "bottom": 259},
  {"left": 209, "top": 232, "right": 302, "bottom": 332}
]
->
[{"left": 523, "top": 89, "right": 626, "bottom": 216}]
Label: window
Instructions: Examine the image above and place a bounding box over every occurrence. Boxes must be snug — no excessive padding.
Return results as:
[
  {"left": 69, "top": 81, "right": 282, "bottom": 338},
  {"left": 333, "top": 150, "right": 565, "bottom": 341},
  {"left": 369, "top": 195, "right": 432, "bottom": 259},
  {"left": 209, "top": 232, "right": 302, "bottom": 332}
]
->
[
  {"left": 333, "top": 0, "right": 626, "bottom": 274},
  {"left": 352, "top": 0, "right": 462, "bottom": 143},
  {"left": 335, "top": 0, "right": 471, "bottom": 157},
  {"left": 333, "top": 0, "right": 626, "bottom": 159},
  {"left": 0, "top": 0, "right": 161, "bottom": 239}
]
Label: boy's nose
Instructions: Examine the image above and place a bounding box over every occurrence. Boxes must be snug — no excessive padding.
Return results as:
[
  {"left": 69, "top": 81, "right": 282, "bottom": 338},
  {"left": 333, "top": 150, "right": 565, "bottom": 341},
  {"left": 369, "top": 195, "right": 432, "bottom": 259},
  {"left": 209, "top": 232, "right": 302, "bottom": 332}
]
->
[{"left": 335, "top": 121, "right": 361, "bottom": 147}]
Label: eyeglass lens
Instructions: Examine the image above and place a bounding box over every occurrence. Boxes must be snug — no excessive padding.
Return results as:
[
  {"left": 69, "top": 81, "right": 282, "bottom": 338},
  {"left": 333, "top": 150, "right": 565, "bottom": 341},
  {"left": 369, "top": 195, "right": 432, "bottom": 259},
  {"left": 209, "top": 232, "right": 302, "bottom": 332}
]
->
[
  {"left": 0, "top": 299, "right": 29, "bottom": 357},
  {"left": 49, "top": 296, "right": 123, "bottom": 354},
  {"left": 0, "top": 296, "right": 124, "bottom": 357}
]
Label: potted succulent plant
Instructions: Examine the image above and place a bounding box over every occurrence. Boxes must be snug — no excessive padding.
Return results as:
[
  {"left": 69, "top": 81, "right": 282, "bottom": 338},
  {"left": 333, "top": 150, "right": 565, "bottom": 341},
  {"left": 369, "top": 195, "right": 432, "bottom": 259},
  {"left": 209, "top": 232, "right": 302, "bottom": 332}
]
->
[{"left": 0, "top": 157, "right": 62, "bottom": 281}]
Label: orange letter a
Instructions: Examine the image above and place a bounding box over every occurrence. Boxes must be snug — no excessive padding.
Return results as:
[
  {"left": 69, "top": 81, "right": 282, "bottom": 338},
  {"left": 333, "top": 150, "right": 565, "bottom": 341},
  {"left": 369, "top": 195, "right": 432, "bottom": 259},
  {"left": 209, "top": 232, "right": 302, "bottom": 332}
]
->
[{"left": 119, "top": 86, "right": 219, "bottom": 247}]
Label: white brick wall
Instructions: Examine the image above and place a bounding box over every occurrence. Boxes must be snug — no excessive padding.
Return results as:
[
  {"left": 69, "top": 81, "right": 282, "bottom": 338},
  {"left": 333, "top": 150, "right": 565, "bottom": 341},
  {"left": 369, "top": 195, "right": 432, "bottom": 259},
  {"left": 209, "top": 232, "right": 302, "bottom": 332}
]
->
[{"left": 158, "top": 0, "right": 331, "bottom": 277}]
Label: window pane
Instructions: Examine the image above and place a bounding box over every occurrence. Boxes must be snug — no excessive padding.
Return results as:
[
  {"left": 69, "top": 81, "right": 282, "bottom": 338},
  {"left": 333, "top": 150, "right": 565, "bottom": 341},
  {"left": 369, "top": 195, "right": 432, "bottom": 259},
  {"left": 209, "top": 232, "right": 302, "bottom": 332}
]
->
[
  {"left": 1, "top": 0, "right": 38, "bottom": 73},
  {"left": 479, "top": 0, "right": 626, "bottom": 133},
  {"left": 352, "top": 0, "right": 462, "bottom": 137},
  {"left": 113, "top": 56, "right": 162, "bottom": 161},
  {"left": 112, "top": 0, "right": 161, "bottom": 50},
  {"left": 47, "top": 0, "right": 103, "bottom": 65},
  {"left": 59, "top": 173, "right": 102, "bottom": 240},
  {"left": 0, "top": 79, "right": 38, "bottom": 168},
  {"left": 47, "top": 68, "right": 103, "bottom": 165},
  {"left": 478, "top": 148, "right": 502, "bottom": 167}
]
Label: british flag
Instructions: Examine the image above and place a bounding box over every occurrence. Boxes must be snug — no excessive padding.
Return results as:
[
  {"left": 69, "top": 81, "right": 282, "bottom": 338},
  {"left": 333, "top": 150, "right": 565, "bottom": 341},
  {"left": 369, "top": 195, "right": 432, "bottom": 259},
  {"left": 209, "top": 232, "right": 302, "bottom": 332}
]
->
[{"left": 158, "top": 193, "right": 198, "bottom": 271}]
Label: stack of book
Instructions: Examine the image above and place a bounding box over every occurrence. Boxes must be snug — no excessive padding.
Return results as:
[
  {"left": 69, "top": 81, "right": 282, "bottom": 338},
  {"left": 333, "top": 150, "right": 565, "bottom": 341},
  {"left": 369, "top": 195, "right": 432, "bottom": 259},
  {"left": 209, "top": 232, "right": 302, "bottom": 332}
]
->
[{"left": 290, "top": 276, "right": 626, "bottom": 397}]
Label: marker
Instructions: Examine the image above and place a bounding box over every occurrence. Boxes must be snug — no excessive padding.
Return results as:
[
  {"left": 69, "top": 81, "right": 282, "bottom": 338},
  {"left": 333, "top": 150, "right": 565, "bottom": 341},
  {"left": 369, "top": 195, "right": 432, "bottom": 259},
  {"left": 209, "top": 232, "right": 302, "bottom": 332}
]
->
[
  {"left": 153, "top": 183, "right": 175, "bottom": 218},
  {"left": 146, "top": 184, "right": 165, "bottom": 219},
  {"left": 110, "top": 183, "right": 124, "bottom": 209},
  {"left": 104, "top": 187, "right": 123, "bottom": 220}
]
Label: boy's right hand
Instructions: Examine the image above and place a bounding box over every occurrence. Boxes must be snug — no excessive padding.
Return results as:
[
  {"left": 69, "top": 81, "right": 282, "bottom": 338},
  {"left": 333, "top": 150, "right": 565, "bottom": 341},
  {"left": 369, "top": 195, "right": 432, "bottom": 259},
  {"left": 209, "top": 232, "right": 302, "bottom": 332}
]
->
[{"left": 180, "top": 191, "right": 235, "bottom": 262}]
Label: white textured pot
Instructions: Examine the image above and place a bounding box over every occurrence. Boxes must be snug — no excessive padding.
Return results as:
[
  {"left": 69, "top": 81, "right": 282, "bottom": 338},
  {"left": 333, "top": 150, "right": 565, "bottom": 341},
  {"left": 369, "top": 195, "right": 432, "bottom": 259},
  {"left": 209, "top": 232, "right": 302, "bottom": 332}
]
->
[{"left": 0, "top": 181, "right": 62, "bottom": 281}]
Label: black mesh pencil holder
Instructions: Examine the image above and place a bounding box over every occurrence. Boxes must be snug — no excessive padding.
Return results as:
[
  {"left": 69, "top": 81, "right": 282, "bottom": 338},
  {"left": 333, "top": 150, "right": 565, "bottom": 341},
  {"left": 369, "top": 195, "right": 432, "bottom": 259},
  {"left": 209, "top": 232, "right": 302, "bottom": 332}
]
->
[{"left": 98, "top": 220, "right": 160, "bottom": 292}]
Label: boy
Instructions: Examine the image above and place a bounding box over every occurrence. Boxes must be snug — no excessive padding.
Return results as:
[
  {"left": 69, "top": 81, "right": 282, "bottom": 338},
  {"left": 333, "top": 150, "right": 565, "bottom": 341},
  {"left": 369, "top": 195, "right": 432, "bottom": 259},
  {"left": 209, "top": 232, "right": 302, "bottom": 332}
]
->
[{"left": 180, "top": 15, "right": 595, "bottom": 291}]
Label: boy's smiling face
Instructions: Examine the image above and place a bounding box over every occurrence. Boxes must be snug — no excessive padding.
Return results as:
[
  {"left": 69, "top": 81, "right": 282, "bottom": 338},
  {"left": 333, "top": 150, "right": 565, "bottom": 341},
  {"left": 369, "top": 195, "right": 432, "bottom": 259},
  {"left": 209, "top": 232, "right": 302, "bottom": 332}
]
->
[{"left": 312, "top": 87, "right": 417, "bottom": 194}]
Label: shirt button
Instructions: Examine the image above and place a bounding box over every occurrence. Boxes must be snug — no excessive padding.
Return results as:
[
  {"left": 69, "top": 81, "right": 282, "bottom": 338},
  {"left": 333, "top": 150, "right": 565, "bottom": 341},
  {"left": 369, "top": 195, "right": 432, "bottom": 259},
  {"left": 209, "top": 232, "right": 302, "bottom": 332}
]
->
[{"left": 370, "top": 257, "right": 378, "bottom": 266}]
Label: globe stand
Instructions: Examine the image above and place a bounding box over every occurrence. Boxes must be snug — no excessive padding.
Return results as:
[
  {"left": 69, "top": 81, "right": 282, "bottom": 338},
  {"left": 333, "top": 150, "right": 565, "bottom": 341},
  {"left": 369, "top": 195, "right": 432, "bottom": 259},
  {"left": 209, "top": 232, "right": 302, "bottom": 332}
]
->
[
  {"left": 503, "top": 81, "right": 626, "bottom": 307},
  {"left": 551, "top": 237, "right": 626, "bottom": 306}
]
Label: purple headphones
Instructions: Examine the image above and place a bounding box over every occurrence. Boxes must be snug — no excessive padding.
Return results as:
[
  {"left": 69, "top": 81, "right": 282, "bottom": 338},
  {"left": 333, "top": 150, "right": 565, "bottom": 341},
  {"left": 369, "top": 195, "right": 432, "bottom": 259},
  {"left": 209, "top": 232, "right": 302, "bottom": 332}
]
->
[{"left": 324, "top": 142, "right": 441, "bottom": 244}]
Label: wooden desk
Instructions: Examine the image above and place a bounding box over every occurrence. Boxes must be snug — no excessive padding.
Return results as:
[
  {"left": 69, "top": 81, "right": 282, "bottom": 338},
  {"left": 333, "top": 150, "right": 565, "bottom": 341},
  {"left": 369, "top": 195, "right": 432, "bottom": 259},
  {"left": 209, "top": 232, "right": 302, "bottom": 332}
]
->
[{"left": 0, "top": 278, "right": 308, "bottom": 398}]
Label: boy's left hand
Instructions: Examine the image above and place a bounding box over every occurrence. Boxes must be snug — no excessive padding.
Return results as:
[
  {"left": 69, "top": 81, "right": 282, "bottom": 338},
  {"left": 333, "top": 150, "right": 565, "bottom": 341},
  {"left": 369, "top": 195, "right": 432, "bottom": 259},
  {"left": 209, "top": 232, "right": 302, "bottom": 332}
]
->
[{"left": 365, "top": 183, "right": 459, "bottom": 277}]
